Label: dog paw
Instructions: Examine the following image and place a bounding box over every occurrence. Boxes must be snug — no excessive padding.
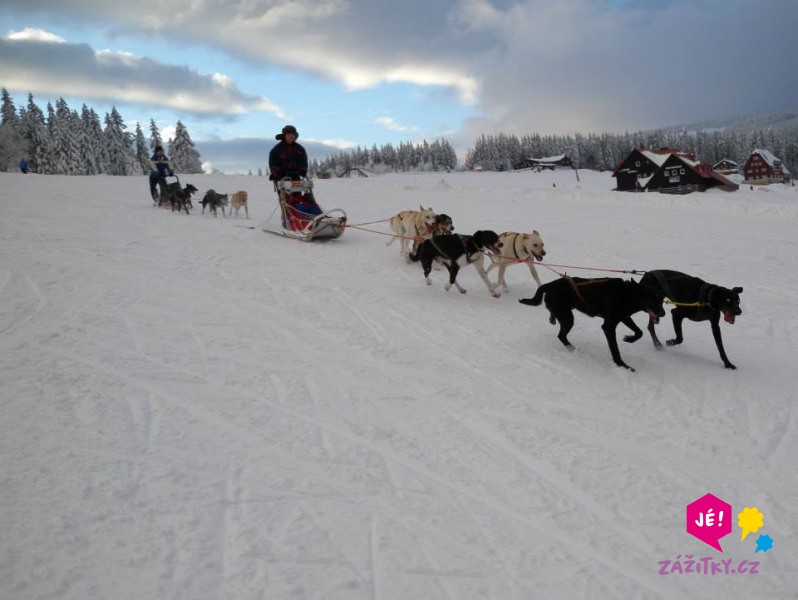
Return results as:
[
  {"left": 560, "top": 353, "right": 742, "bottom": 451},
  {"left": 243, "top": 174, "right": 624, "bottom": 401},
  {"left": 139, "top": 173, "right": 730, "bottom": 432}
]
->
[
  {"left": 724, "top": 363, "right": 737, "bottom": 370},
  {"left": 565, "top": 344, "right": 575, "bottom": 352},
  {"left": 491, "top": 292, "right": 501, "bottom": 298},
  {"left": 665, "top": 339, "right": 682, "bottom": 346},
  {"left": 623, "top": 334, "right": 641, "bottom": 344},
  {"left": 459, "top": 288, "right": 467, "bottom": 294},
  {"left": 653, "top": 340, "right": 663, "bottom": 349}
]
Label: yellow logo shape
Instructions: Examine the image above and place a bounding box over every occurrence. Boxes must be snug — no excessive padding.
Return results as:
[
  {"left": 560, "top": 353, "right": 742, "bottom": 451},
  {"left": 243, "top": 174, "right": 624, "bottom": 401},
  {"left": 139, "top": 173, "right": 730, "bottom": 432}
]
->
[{"left": 737, "top": 506, "right": 764, "bottom": 541}]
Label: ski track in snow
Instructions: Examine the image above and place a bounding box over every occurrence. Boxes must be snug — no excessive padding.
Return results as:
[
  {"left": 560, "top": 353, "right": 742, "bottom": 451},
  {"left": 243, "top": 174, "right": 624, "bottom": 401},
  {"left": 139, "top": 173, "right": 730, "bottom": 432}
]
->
[{"left": 1, "top": 172, "right": 797, "bottom": 599}]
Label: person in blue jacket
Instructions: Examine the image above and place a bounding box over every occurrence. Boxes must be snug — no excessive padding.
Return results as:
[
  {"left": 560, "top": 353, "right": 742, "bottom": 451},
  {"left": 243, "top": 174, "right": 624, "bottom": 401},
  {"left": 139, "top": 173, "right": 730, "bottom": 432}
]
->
[
  {"left": 19, "top": 158, "right": 28, "bottom": 174},
  {"left": 149, "top": 146, "right": 174, "bottom": 201}
]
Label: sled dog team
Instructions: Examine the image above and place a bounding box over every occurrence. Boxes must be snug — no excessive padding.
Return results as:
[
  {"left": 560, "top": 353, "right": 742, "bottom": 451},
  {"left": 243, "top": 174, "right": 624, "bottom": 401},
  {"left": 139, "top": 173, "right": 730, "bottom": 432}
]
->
[
  {"left": 388, "top": 206, "right": 744, "bottom": 372},
  {"left": 155, "top": 184, "right": 250, "bottom": 218}
]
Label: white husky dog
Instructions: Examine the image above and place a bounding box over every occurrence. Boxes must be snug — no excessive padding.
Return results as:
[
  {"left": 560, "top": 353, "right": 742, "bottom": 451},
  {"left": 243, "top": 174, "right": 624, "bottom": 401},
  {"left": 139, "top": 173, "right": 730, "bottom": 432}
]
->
[
  {"left": 386, "top": 205, "right": 436, "bottom": 261},
  {"left": 485, "top": 230, "right": 546, "bottom": 291}
]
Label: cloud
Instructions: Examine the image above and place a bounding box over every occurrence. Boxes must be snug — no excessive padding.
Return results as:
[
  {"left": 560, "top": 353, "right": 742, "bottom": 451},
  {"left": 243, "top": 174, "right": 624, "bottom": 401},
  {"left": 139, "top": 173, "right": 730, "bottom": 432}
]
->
[
  {"left": 376, "top": 117, "right": 415, "bottom": 132},
  {"left": 310, "top": 138, "right": 359, "bottom": 150},
  {"left": 454, "top": 0, "right": 798, "bottom": 137},
  {"left": 2, "top": 0, "right": 480, "bottom": 105},
  {"left": 6, "top": 27, "right": 66, "bottom": 43},
  {"left": 0, "top": 29, "right": 285, "bottom": 117},
  {"left": 3, "top": 0, "right": 798, "bottom": 144},
  {"left": 195, "top": 136, "right": 354, "bottom": 173}
]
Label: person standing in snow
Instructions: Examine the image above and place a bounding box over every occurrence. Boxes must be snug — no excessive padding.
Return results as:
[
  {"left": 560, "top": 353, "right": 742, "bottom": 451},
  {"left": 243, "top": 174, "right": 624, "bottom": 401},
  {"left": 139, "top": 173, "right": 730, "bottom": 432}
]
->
[
  {"left": 19, "top": 158, "right": 28, "bottom": 174},
  {"left": 148, "top": 146, "right": 174, "bottom": 202}
]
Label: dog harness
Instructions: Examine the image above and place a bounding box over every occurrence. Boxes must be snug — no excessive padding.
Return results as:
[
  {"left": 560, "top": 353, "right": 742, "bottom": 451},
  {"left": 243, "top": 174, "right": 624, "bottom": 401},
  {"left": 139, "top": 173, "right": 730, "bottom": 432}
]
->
[
  {"left": 511, "top": 233, "right": 527, "bottom": 260},
  {"left": 565, "top": 277, "right": 610, "bottom": 312},
  {"left": 654, "top": 272, "right": 714, "bottom": 313},
  {"left": 429, "top": 234, "right": 481, "bottom": 264}
]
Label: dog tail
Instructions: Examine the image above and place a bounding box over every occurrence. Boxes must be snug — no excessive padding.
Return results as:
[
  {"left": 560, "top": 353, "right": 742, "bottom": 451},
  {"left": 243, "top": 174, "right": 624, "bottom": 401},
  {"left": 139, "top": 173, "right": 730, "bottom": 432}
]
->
[{"left": 519, "top": 286, "right": 546, "bottom": 307}]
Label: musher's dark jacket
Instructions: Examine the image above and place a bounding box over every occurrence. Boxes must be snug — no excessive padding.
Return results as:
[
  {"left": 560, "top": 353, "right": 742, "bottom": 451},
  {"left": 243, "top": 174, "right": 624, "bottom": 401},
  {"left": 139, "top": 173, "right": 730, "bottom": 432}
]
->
[{"left": 269, "top": 141, "right": 308, "bottom": 180}]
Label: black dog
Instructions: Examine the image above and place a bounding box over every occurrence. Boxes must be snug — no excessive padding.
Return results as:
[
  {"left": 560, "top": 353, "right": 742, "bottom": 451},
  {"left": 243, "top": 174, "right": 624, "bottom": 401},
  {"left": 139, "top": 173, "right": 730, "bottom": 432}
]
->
[
  {"left": 519, "top": 277, "right": 666, "bottom": 371},
  {"left": 639, "top": 270, "right": 743, "bottom": 369},
  {"left": 200, "top": 189, "right": 229, "bottom": 217},
  {"left": 160, "top": 183, "right": 198, "bottom": 214},
  {"left": 410, "top": 231, "right": 503, "bottom": 297}
]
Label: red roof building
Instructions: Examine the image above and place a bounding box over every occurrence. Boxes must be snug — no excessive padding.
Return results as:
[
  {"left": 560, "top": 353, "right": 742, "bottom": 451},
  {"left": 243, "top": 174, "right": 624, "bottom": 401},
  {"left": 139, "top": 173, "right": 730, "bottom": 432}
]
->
[{"left": 743, "top": 149, "right": 791, "bottom": 184}]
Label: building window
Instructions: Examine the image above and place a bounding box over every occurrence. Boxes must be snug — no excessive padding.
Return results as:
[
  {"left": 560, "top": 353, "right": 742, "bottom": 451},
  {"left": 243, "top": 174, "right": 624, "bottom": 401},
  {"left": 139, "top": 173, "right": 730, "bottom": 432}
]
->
[
  {"left": 680, "top": 168, "right": 685, "bottom": 174},
  {"left": 635, "top": 161, "right": 640, "bottom": 167}
]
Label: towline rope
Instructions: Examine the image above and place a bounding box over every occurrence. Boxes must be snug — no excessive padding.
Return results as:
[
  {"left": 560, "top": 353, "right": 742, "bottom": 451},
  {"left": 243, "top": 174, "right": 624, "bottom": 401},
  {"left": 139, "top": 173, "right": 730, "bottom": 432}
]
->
[
  {"left": 285, "top": 211, "right": 648, "bottom": 276},
  {"left": 345, "top": 223, "right": 424, "bottom": 242},
  {"left": 484, "top": 251, "right": 646, "bottom": 277}
]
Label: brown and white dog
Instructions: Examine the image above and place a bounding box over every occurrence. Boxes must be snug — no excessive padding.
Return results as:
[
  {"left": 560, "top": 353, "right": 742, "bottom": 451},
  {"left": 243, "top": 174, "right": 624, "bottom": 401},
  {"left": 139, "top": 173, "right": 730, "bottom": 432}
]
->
[
  {"left": 386, "top": 205, "right": 436, "bottom": 261},
  {"left": 230, "top": 190, "right": 249, "bottom": 218},
  {"left": 485, "top": 230, "right": 546, "bottom": 292}
]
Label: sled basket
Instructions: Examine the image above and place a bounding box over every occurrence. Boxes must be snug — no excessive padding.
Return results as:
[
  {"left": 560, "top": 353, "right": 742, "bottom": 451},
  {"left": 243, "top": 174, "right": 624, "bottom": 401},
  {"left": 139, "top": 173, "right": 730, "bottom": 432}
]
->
[
  {"left": 269, "top": 178, "right": 347, "bottom": 241},
  {"left": 157, "top": 175, "right": 182, "bottom": 207}
]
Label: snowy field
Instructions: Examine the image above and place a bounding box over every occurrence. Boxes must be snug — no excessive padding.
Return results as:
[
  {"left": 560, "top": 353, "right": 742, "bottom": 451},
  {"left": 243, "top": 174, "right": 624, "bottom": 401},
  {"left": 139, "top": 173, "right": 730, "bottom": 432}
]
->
[{"left": 1, "top": 169, "right": 797, "bottom": 599}]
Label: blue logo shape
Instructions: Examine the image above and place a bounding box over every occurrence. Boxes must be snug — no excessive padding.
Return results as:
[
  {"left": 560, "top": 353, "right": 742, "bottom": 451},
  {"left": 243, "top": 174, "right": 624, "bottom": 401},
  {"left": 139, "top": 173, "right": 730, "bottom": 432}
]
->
[{"left": 755, "top": 534, "right": 773, "bottom": 553}]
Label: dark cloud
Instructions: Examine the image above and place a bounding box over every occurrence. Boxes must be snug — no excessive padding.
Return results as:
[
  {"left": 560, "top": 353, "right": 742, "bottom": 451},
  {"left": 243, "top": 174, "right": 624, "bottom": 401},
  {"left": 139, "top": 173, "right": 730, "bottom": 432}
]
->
[{"left": 459, "top": 0, "right": 798, "bottom": 137}]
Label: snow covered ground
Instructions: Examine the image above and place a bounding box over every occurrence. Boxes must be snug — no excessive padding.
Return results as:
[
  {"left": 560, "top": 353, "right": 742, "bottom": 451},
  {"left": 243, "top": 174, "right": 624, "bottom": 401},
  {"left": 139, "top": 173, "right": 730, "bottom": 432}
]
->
[{"left": 1, "top": 169, "right": 797, "bottom": 599}]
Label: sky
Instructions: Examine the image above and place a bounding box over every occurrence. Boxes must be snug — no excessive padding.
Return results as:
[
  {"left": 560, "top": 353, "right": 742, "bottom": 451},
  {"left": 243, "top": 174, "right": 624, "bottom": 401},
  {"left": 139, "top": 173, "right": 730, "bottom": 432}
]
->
[{"left": 1, "top": 0, "right": 796, "bottom": 173}]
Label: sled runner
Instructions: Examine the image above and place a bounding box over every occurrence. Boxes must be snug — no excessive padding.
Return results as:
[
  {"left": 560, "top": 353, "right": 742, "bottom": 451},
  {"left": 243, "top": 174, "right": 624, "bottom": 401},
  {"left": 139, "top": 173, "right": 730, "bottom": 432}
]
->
[{"left": 265, "top": 178, "right": 346, "bottom": 241}]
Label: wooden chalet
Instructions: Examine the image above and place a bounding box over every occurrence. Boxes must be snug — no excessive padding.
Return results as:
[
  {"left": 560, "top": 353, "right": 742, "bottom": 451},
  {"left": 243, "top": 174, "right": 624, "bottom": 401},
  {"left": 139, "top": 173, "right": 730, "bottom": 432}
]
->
[
  {"left": 513, "top": 154, "right": 573, "bottom": 171},
  {"left": 712, "top": 159, "right": 739, "bottom": 175},
  {"left": 743, "top": 149, "right": 791, "bottom": 184},
  {"left": 612, "top": 146, "right": 684, "bottom": 191},
  {"left": 645, "top": 154, "right": 738, "bottom": 193},
  {"left": 613, "top": 146, "right": 738, "bottom": 193}
]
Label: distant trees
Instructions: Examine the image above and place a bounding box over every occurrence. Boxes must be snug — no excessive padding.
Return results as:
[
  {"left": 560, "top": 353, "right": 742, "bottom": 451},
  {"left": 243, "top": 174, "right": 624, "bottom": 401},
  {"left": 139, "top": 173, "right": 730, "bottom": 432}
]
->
[
  {"left": 315, "top": 127, "right": 796, "bottom": 178},
  {"left": 464, "top": 128, "right": 798, "bottom": 175},
  {"left": 313, "top": 138, "right": 457, "bottom": 175},
  {"left": 0, "top": 88, "right": 22, "bottom": 171},
  {"left": 0, "top": 88, "right": 203, "bottom": 175},
  {"left": 169, "top": 121, "right": 203, "bottom": 173}
]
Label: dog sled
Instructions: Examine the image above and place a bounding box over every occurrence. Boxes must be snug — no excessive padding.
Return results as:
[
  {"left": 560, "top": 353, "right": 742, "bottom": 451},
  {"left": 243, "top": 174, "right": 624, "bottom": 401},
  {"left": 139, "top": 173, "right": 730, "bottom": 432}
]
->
[
  {"left": 155, "top": 175, "right": 185, "bottom": 208},
  {"left": 264, "top": 177, "right": 346, "bottom": 241}
]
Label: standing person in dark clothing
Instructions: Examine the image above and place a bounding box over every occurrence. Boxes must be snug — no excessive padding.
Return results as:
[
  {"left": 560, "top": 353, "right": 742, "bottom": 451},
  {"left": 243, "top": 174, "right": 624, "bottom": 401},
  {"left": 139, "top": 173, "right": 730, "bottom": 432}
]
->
[
  {"left": 269, "top": 125, "right": 308, "bottom": 181},
  {"left": 19, "top": 158, "right": 28, "bottom": 174},
  {"left": 148, "top": 146, "right": 174, "bottom": 202}
]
